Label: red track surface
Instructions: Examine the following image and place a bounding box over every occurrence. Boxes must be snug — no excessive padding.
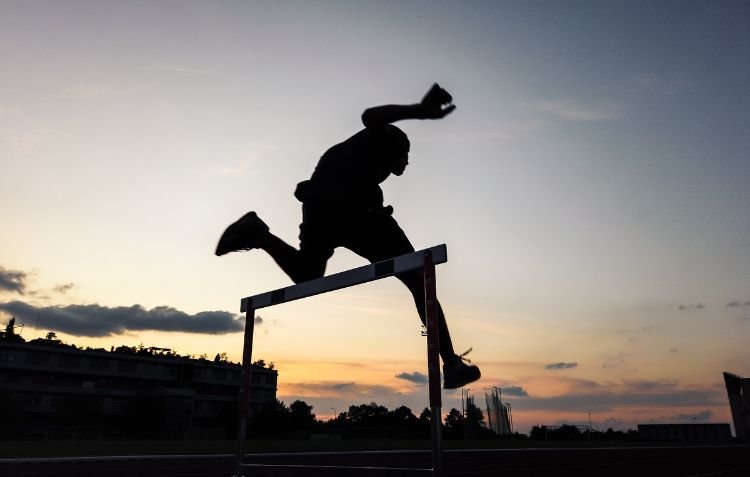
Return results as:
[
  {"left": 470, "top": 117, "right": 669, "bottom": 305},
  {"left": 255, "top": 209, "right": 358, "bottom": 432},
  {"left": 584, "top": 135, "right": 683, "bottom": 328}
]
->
[{"left": 1, "top": 445, "right": 748, "bottom": 476}]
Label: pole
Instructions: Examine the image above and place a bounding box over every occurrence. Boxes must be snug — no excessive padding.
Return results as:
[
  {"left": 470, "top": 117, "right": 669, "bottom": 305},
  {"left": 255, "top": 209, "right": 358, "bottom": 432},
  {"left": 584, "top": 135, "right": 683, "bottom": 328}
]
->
[
  {"left": 234, "top": 305, "right": 256, "bottom": 476},
  {"left": 505, "top": 402, "right": 513, "bottom": 435},
  {"left": 424, "top": 250, "right": 442, "bottom": 477},
  {"left": 462, "top": 388, "right": 466, "bottom": 439}
]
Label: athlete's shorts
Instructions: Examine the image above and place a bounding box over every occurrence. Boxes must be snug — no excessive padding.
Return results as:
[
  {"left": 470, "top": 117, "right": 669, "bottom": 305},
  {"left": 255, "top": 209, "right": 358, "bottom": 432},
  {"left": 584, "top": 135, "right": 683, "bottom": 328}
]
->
[{"left": 298, "top": 202, "right": 415, "bottom": 269}]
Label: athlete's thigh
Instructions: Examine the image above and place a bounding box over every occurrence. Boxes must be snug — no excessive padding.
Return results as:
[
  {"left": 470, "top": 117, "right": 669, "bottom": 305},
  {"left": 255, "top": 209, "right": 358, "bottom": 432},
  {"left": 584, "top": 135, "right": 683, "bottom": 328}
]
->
[
  {"left": 342, "top": 214, "right": 415, "bottom": 264},
  {"left": 297, "top": 204, "right": 336, "bottom": 280}
]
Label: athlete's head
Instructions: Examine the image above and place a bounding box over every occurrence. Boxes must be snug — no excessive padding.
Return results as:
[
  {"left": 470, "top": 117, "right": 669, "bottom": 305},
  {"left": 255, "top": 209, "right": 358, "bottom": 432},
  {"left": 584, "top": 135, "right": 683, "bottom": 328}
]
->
[{"left": 384, "top": 125, "right": 410, "bottom": 176}]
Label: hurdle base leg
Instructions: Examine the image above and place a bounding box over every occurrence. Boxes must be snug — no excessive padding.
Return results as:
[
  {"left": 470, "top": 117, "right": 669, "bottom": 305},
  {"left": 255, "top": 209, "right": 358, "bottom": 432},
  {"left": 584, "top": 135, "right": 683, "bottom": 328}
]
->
[{"left": 234, "top": 306, "right": 256, "bottom": 476}]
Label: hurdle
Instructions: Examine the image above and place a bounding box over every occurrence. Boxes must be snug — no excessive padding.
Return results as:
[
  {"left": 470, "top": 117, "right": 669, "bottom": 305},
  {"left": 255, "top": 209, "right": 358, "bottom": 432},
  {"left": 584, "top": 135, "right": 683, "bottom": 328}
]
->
[{"left": 234, "top": 244, "right": 448, "bottom": 477}]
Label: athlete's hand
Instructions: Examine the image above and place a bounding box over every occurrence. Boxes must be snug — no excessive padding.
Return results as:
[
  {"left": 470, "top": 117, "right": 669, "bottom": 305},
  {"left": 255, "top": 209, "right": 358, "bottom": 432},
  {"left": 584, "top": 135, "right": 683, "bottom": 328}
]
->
[
  {"left": 419, "top": 83, "right": 456, "bottom": 119},
  {"left": 369, "top": 205, "right": 394, "bottom": 217}
]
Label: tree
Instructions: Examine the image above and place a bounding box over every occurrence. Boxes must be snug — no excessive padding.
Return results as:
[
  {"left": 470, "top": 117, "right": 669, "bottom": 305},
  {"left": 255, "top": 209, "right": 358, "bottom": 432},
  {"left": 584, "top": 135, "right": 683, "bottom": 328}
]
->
[
  {"left": 249, "top": 399, "right": 291, "bottom": 437},
  {"left": 530, "top": 425, "right": 549, "bottom": 440},
  {"left": 389, "top": 405, "right": 417, "bottom": 429},
  {"left": 443, "top": 408, "right": 464, "bottom": 439},
  {"left": 464, "top": 399, "right": 486, "bottom": 439},
  {"left": 347, "top": 402, "right": 389, "bottom": 427},
  {"left": 552, "top": 424, "right": 582, "bottom": 441},
  {"left": 289, "top": 400, "right": 317, "bottom": 431},
  {"left": 417, "top": 407, "right": 432, "bottom": 437}
]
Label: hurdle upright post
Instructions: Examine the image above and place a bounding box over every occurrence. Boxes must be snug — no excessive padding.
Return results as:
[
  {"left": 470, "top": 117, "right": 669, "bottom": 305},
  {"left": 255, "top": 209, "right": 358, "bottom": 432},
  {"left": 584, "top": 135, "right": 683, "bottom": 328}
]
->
[
  {"left": 234, "top": 303, "right": 256, "bottom": 476},
  {"left": 423, "top": 250, "right": 443, "bottom": 477}
]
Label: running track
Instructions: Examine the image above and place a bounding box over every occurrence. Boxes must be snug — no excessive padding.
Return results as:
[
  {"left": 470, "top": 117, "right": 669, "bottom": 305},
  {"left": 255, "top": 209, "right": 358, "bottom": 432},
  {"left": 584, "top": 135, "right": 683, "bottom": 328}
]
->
[{"left": 1, "top": 445, "right": 748, "bottom": 476}]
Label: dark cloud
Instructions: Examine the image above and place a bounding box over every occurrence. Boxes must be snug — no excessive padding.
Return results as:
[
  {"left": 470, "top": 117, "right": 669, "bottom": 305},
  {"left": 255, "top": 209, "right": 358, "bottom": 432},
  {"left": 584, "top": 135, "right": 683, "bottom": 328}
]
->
[
  {"left": 53, "top": 283, "right": 76, "bottom": 294},
  {"left": 545, "top": 362, "right": 578, "bottom": 370},
  {"left": 395, "top": 371, "right": 428, "bottom": 385},
  {"left": 0, "top": 300, "right": 244, "bottom": 337},
  {"left": 563, "top": 377, "right": 603, "bottom": 390},
  {"left": 727, "top": 301, "right": 741, "bottom": 308},
  {"left": 501, "top": 385, "right": 529, "bottom": 397},
  {"left": 678, "top": 304, "right": 705, "bottom": 311},
  {"left": 601, "top": 417, "right": 629, "bottom": 430},
  {"left": 670, "top": 410, "right": 713, "bottom": 422},
  {"left": 625, "top": 380, "right": 676, "bottom": 393},
  {"left": 0, "top": 267, "right": 27, "bottom": 294},
  {"left": 507, "top": 385, "right": 723, "bottom": 413},
  {"left": 669, "top": 348, "right": 679, "bottom": 353}
]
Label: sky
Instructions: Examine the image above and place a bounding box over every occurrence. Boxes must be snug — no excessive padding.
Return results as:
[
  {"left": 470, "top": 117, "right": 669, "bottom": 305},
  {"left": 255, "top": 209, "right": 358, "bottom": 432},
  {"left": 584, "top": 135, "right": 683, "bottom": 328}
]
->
[{"left": 1, "top": 0, "right": 749, "bottom": 433}]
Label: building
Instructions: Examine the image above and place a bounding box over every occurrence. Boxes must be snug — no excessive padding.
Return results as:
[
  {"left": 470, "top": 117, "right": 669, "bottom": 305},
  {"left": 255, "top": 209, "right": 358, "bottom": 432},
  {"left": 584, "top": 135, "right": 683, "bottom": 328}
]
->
[
  {"left": 0, "top": 339, "right": 277, "bottom": 440},
  {"left": 637, "top": 424, "right": 732, "bottom": 443},
  {"left": 724, "top": 372, "right": 750, "bottom": 441}
]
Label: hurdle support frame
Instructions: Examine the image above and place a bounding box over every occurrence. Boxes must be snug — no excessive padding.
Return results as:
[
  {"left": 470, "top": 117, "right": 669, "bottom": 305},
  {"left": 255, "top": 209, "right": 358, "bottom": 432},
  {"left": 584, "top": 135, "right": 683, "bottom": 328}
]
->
[{"left": 234, "top": 244, "right": 448, "bottom": 477}]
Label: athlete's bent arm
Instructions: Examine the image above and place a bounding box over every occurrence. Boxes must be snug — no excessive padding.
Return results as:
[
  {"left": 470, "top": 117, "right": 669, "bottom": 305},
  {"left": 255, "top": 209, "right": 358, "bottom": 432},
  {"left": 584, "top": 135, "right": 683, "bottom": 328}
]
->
[{"left": 361, "top": 83, "right": 456, "bottom": 128}]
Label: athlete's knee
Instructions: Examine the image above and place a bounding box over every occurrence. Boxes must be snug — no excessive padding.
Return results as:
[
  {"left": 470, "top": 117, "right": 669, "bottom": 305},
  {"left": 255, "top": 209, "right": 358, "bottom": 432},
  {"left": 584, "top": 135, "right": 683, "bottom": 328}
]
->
[
  {"left": 291, "top": 268, "right": 322, "bottom": 284},
  {"left": 290, "top": 259, "right": 326, "bottom": 284}
]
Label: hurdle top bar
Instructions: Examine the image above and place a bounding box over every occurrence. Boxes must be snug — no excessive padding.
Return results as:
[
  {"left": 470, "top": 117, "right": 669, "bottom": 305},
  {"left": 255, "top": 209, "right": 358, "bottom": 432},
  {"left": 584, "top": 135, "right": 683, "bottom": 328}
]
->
[{"left": 240, "top": 244, "right": 447, "bottom": 312}]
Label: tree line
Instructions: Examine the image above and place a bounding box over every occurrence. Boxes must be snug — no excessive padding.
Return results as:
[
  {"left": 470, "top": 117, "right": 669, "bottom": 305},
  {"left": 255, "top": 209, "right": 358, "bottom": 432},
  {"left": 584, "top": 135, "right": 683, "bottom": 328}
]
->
[
  {"left": 247, "top": 399, "right": 496, "bottom": 440},
  {"left": 249, "top": 399, "right": 639, "bottom": 441}
]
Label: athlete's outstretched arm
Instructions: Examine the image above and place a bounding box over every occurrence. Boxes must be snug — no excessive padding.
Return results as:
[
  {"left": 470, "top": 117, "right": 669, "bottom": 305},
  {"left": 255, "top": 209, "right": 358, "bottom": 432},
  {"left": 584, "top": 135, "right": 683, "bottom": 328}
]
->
[{"left": 361, "top": 83, "right": 456, "bottom": 128}]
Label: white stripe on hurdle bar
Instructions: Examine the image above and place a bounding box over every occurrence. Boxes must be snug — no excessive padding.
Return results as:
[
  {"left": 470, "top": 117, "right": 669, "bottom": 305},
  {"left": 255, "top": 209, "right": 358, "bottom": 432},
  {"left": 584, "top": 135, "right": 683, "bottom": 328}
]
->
[{"left": 240, "top": 244, "right": 447, "bottom": 312}]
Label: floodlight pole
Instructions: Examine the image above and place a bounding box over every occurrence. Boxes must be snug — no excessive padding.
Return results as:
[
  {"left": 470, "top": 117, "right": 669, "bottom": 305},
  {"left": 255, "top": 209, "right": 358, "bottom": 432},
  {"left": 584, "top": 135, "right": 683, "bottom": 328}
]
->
[{"left": 423, "top": 250, "right": 443, "bottom": 477}]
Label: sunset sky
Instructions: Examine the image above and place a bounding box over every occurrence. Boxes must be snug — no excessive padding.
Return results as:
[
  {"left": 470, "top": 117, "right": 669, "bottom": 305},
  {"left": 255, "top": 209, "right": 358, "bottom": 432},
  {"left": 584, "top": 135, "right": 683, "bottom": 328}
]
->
[{"left": 1, "top": 0, "right": 748, "bottom": 433}]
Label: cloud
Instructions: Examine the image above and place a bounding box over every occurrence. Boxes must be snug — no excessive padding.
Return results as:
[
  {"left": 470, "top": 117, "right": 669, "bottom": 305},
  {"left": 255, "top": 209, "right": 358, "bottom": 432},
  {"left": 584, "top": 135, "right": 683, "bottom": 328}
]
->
[
  {"left": 0, "top": 300, "right": 244, "bottom": 337},
  {"left": 0, "top": 267, "right": 27, "bottom": 294},
  {"left": 669, "top": 348, "right": 679, "bottom": 353},
  {"left": 509, "top": 382, "right": 723, "bottom": 413},
  {"left": 534, "top": 99, "right": 620, "bottom": 121},
  {"left": 283, "top": 381, "right": 400, "bottom": 398},
  {"left": 52, "top": 283, "right": 76, "bottom": 294},
  {"left": 600, "top": 417, "right": 630, "bottom": 430},
  {"left": 727, "top": 301, "right": 750, "bottom": 308},
  {"left": 670, "top": 410, "right": 713, "bottom": 423},
  {"left": 395, "top": 371, "right": 428, "bottom": 385},
  {"left": 501, "top": 385, "right": 529, "bottom": 397},
  {"left": 545, "top": 362, "right": 578, "bottom": 370},
  {"left": 678, "top": 303, "right": 705, "bottom": 311},
  {"left": 625, "top": 380, "right": 676, "bottom": 393}
]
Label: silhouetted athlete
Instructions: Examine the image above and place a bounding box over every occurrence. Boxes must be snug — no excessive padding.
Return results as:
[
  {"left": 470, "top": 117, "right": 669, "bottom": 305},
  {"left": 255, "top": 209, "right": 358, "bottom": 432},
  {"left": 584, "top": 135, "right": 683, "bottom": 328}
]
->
[{"left": 216, "top": 84, "right": 480, "bottom": 389}]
